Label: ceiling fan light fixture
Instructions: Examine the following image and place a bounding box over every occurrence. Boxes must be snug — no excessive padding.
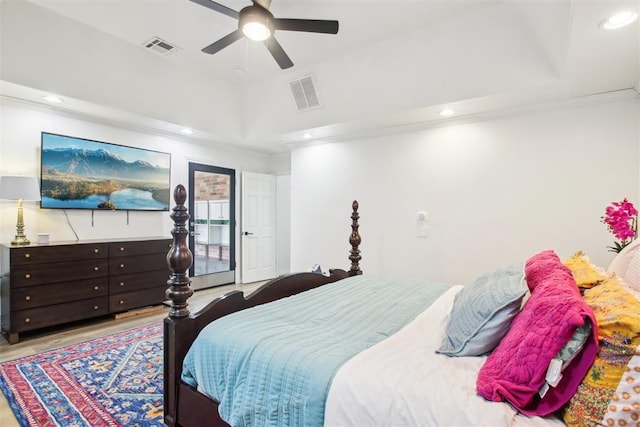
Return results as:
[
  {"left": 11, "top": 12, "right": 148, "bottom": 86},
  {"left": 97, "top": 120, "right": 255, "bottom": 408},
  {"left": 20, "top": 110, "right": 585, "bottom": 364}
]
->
[{"left": 239, "top": 7, "right": 273, "bottom": 41}]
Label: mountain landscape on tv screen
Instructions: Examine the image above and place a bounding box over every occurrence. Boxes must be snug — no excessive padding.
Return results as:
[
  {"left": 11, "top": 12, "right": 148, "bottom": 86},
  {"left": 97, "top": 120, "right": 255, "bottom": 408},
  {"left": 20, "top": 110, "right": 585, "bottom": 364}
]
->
[{"left": 41, "top": 147, "right": 170, "bottom": 210}]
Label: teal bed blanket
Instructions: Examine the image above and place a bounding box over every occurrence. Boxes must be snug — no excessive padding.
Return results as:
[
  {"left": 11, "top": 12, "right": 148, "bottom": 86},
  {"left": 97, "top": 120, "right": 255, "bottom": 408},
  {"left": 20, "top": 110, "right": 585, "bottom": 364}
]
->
[{"left": 181, "top": 274, "right": 450, "bottom": 427}]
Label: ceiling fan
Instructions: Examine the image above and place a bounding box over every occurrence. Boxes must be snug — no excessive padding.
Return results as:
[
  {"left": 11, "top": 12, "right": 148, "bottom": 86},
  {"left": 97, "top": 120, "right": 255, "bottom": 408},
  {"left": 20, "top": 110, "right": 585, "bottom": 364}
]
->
[{"left": 190, "top": 0, "right": 339, "bottom": 69}]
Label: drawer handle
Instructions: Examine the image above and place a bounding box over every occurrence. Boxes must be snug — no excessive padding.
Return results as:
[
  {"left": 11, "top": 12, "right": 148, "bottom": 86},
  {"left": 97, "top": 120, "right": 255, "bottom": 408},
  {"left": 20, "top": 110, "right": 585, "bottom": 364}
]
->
[
  {"left": 94, "top": 286, "right": 99, "bottom": 291},
  {"left": 94, "top": 266, "right": 100, "bottom": 271},
  {"left": 119, "top": 247, "right": 125, "bottom": 252},
  {"left": 93, "top": 305, "right": 99, "bottom": 310},
  {"left": 94, "top": 248, "right": 100, "bottom": 254},
  {"left": 120, "top": 263, "right": 125, "bottom": 268},
  {"left": 24, "top": 253, "right": 31, "bottom": 258},
  {"left": 25, "top": 317, "right": 31, "bottom": 323},
  {"left": 25, "top": 295, "right": 31, "bottom": 301},
  {"left": 119, "top": 300, "right": 124, "bottom": 305},
  {"left": 119, "top": 282, "right": 125, "bottom": 287},
  {"left": 25, "top": 273, "right": 31, "bottom": 279}
]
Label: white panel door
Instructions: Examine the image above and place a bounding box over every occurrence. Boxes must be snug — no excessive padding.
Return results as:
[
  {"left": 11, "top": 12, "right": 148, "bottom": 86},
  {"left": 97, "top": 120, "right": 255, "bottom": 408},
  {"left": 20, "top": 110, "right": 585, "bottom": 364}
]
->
[{"left": 241, "top": 172, "right": 276, "bottom": 283}]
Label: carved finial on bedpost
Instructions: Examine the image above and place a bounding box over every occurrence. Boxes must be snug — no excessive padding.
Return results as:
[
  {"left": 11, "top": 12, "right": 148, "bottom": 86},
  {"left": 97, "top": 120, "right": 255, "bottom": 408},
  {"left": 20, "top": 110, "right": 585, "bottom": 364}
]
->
[
  {"left": 166, "top": 184, "right": 194, "bottom": 318},
  {"left": 349, "top": 200, "right": 362, "bottom": 276}
]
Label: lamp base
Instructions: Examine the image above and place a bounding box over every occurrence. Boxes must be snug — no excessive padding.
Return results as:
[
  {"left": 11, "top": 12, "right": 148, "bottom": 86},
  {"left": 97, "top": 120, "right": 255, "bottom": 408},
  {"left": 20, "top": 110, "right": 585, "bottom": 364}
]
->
[
  {"left": 11, "top": 200, "right": 31, "bottom": 245},
  {"left": 11, "top": 234, "right": 30, "bottom": 246}
]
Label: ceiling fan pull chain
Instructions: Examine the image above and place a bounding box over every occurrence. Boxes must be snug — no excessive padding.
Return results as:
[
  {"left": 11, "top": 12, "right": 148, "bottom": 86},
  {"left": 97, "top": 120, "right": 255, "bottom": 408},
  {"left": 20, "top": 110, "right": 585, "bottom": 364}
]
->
[{"left": 244, "top": 38, "right": 250, "bottom": 72}]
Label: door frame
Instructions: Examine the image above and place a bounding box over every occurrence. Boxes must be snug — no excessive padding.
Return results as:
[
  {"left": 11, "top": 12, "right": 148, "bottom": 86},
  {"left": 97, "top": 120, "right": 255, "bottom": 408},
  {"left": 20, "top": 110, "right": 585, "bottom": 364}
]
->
[{"left": 188, "top": 162, "right": 236, "bottom": 290}]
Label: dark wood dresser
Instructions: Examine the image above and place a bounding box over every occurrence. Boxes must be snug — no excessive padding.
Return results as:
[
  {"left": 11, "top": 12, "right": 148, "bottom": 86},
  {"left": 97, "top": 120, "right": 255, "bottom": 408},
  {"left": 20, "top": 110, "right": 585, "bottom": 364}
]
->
[{"left": 0, "top": 237, "right": 171, "bottom": 344}]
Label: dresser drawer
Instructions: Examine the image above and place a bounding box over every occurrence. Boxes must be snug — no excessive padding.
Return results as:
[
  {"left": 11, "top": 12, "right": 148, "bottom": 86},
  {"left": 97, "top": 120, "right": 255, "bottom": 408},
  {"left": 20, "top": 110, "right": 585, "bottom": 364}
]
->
[
  {"left": 10, "top": 243, "right": 108, "bottom": 265},
  {"left": 109, "top": 286, "right": 167, "bottom": 313},
  {"left": 11, "top": 297, "right": 109, "bottom": 333},
  {"left": 110, "top": 269, "right": 170, "bottom": 295},
  {"left": 12, "top": 279, "right": 108, "bottom": 310},
  {"left": 109, "top": 239, "right": 171, "bottom": 258},
  {"left": 11, "top": 259, "right": 109, "bottom": 287},
  {"left": 109, "top": 253, "right": 168, "bottom": 275}
]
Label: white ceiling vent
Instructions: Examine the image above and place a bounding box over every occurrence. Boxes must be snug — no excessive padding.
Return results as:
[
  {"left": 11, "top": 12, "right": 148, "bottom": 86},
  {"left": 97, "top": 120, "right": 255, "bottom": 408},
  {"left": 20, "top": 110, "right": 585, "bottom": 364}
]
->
[
  {"left": 289, "top": 76, "right": 320, "bottom": 111},
  {"left": 142, "top": 37, "right": 179, "bottom": 56}
]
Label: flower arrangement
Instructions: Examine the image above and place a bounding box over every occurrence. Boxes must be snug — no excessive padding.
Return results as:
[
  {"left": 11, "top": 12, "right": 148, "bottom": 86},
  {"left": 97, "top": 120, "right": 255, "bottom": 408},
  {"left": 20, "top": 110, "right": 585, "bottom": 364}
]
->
[{"left": 601, "top": 198, "right": 638, "bottom": 253}]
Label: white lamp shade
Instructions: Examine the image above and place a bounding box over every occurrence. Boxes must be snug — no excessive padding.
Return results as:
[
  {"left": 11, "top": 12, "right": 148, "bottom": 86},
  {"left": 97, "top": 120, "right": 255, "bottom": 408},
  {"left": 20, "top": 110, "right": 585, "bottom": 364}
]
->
[{"left": 0, "top": 176, "right": 41, "bottom": 201}]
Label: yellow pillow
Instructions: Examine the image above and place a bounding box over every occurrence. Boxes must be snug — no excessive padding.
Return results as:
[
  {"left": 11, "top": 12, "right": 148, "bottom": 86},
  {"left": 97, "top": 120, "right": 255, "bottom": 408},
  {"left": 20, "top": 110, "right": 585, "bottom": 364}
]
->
[
  {"left": 563, "top": 275, "right": 640, "bottom": 426},
  {"left": 563, "top": 251, "right": 608, "bottom": 289}
]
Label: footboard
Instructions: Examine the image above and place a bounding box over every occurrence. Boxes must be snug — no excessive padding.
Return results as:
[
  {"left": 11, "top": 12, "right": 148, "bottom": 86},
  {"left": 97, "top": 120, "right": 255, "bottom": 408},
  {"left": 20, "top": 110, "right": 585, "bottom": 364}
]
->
[{"left": 163, "top": 185, "right": 362, "bottom": 427}]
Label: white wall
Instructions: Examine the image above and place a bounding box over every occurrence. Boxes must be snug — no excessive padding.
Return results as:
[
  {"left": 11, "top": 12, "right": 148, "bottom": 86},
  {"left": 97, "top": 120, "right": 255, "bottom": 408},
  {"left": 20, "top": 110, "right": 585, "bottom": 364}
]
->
[
  {"left": 0, "top": 99, "right": 274, "bottom": 277},
  {"left": 290, "top": 96, "right": 640, "bottom": 285}
]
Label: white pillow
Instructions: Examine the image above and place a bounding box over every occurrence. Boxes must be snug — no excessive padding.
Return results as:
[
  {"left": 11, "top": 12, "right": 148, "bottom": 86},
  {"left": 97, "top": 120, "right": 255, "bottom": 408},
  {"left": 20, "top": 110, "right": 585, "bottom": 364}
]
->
[{"left": 608, "top": 239, "right": 640, "bottom": 291}]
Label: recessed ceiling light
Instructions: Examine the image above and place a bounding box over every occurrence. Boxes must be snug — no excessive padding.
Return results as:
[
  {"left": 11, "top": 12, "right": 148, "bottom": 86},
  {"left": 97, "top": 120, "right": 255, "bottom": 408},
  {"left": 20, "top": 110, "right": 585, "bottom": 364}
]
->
[
  {"left": 599, "top": 11, "right": 638, "bottom": 30},
  {"left": 181, "top": 128, "right": 194, "bottom": 135},
  {"left": 439, "top": 108, "right": 455, "bottom": 117},
  {"left": 42, "top": 95, "right": 63, "bottom": 104},
  {"left": 302, "top": 132, "right": 313, "bottom": 139}
]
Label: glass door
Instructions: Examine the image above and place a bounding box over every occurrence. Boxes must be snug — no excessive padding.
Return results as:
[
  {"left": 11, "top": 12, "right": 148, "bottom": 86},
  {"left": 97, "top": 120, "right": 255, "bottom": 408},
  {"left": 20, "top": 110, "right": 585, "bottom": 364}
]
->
[{"left": 188, "top": 162, "right": 236, "bottom": 289}]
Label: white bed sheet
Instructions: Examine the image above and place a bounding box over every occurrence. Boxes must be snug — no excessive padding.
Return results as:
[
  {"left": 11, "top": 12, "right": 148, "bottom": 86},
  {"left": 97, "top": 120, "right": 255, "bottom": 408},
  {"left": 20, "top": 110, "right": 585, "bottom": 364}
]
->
[{"left": 324, "top": 285, "right": 566, "bottom": 427}]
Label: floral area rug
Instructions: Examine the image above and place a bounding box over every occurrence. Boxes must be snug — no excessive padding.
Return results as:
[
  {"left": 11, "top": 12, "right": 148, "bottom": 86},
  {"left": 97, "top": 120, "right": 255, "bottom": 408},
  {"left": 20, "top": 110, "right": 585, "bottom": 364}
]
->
[{"left": 0, "top": 322, "right": 164, "bottom": 426}]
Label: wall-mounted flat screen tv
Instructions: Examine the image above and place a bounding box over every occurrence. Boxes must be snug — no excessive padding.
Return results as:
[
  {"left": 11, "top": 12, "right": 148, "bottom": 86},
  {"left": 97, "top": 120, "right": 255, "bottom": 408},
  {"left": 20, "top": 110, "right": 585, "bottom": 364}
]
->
[{"left": 40, "top": 132, "right": 171, "bottom": 211}]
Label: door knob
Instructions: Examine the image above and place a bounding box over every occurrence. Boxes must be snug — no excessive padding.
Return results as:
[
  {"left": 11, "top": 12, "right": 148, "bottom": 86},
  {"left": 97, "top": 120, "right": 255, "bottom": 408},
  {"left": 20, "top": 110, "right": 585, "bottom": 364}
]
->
[{"left": 243, "top": 231, "right": 254, "bottom": 236}]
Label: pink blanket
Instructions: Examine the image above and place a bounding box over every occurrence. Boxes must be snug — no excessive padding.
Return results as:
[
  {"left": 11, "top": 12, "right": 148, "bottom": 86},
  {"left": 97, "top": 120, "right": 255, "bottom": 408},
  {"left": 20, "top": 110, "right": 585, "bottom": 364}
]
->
[{"left": 476, "top": 250, "right": 598, "bottom": 416}]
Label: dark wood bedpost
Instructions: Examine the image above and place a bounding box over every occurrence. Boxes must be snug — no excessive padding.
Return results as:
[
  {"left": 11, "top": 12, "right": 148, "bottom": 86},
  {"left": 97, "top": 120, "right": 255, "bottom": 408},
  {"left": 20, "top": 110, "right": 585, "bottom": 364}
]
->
[
  {"left": 164, "top": 184, "right": 194, "bottom": 427},
  {"left": 349, "top": 200, "right": 362, "bottom": 276},
  {"left": 165, "top": 184, "right": 193, "bottom": 318}
]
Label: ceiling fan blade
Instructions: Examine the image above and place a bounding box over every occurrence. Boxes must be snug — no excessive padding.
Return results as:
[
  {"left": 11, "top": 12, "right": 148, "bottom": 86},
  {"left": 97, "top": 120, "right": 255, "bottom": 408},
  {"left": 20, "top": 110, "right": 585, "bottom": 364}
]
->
[
  {"left": 264, "top": 37, "right": 294, "bottom": 69},
  {"left": 274, "top": 18, "right": 339, "bottom": 34},
  {"left": 251, "top": 0, "right": 272, "bottom": 9},
  {"left": 202, "top": 30, "right": 244, "bottom": 54},
  {"left": 189, "top": 0, "right": 239, "bottom": 20}
]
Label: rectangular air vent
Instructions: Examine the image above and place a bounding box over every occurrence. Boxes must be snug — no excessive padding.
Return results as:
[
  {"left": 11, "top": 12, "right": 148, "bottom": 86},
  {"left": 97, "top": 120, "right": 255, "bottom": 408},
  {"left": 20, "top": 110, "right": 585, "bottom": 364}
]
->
[
  {"left": 142, "top": 37, "right": 179, "bottom": 56},
  {"left": 289, "top": 76, "right": 320, "bottom": 111}
]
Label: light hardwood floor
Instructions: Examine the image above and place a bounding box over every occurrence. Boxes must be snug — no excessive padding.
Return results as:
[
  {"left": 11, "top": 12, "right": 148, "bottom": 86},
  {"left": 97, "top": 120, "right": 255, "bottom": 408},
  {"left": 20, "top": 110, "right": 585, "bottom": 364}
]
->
[{"left": 0, "top": 281, "right": 264, "bottom": 427}]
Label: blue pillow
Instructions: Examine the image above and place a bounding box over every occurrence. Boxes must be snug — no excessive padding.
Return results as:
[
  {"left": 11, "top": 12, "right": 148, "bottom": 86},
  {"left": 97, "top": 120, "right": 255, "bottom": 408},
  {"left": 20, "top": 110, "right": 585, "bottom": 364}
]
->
[{"left": 436, "top": 263, "right": 527, "bottom": 356}]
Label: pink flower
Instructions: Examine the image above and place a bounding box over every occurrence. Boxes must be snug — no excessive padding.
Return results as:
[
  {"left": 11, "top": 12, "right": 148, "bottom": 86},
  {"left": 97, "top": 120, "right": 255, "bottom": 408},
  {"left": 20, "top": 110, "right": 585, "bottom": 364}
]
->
[{"left": 602, "top": 198, "right": 638, "bottom": 252}]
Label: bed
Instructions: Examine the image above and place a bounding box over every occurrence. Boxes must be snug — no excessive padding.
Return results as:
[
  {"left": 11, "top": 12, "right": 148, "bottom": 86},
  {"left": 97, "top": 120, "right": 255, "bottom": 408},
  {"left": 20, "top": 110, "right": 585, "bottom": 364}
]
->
[{"left": 164, "top": 184, "right": 640, "bottom": 427}]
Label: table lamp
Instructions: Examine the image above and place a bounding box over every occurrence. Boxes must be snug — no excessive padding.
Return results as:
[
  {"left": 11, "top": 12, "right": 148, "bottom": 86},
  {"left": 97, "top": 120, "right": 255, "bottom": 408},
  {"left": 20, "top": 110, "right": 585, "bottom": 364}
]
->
[{"left": 0, "top": 176, "right": 41, "bottom": 245}]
